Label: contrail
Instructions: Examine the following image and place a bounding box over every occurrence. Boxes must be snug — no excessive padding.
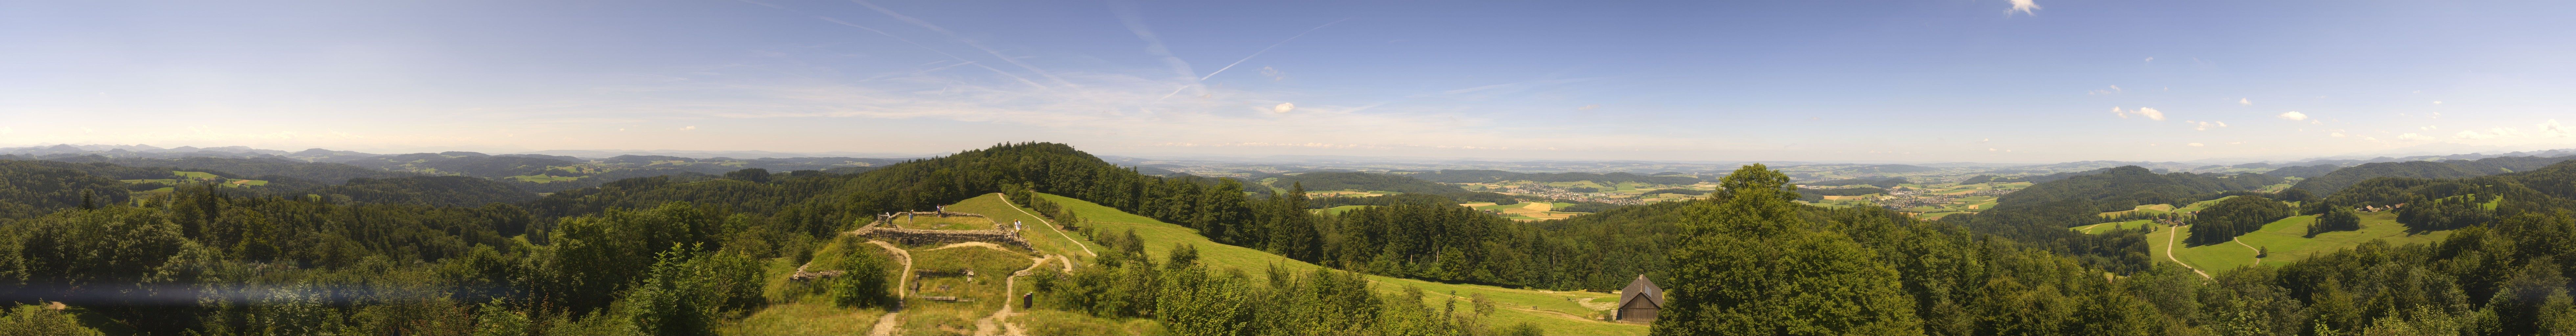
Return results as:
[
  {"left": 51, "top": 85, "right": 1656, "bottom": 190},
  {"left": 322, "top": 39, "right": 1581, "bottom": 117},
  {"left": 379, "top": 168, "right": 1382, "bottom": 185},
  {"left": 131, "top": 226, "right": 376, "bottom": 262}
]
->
[
  {"left": 1113, "top": 0, "right": 1198, "bottom": 84},
  {"left": 853, "top": 0, "right": 1081, "bottom": 89},
  {"left": 814, "top": 16, "right": 1053, "bottom": 91},
  {"left": 1200, "top": 17, "right": 1350, "bottom": 82}
]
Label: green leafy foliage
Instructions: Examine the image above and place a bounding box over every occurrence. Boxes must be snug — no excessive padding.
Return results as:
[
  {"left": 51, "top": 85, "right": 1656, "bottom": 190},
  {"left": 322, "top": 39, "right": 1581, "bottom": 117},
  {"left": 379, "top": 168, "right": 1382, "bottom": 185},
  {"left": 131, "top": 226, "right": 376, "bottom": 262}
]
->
[
  {"left": 2185, "top": 196, "right": 2293, "bottom": 246},
  {"left": 314, "top": 176, "right": 538, "bottom": 207},
  {"left": 2308, "top": 207, "right": 2362, "bottom": 236},
  {"left": 1654, "top": 164, "right": 1921, "bottom": 335}
]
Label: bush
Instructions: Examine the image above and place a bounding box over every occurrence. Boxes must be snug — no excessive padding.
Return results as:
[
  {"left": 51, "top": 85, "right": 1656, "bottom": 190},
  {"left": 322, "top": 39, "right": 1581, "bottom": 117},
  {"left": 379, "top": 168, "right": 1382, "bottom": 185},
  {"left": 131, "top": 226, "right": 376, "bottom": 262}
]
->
[{"left": 829, "top": 245, "right": 893, "bottom": 308}]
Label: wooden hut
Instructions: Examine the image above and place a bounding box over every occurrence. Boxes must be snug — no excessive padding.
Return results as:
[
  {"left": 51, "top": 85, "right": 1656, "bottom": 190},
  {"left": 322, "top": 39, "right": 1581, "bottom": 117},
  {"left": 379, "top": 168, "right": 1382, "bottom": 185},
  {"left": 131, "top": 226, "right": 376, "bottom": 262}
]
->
[{"left": 1616, "top": 275, "right": 1663, "bottom": 322}]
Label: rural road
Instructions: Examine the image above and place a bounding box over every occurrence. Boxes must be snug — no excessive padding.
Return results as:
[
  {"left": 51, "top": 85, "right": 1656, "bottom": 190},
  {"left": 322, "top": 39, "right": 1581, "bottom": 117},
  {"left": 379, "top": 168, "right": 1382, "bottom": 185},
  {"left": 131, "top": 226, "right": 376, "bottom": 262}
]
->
[{"left": 2165, "top": 225, "right": 2213, "bottom": 280}]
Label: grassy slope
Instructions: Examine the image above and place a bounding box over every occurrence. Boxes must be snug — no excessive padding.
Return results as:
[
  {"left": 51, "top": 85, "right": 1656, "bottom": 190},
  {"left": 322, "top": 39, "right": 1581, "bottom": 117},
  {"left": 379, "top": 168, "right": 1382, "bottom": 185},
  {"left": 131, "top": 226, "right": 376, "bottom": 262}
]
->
[
  {"left": 946, "top": 194, "right": 1100, "bottom": 262},
  {"left": 2072, "top": 220, "right": 2155, "bottom": 234},
  {"left": 2231, "top": 212, "right": 2450, "bottom": 264},
  {"left": 1035, "top": 193, "right": 1647, "bottom": 335},
  {"left": 892, "top": 216, "right": 997, "bottom": 230},
  {"left": 1320, "top": 205, "right": 1375, "bottom": 215},
  {"left": 2157, "top": 211, "right": 2452, "bottom": 273}
]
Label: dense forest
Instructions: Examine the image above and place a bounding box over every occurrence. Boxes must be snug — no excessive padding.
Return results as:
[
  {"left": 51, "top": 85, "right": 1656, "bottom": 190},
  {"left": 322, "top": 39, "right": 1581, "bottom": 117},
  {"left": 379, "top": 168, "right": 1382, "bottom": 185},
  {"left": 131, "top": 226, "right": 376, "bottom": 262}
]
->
[
  {"left": 2293, "top": 155, "right": 2576, "bottom": 195},
  {"left": 1399, "top": 170, "right": 1702, "bottom": 185},
  {"left": 12, "top": 143, "right": 2576, "bottom": 335}
]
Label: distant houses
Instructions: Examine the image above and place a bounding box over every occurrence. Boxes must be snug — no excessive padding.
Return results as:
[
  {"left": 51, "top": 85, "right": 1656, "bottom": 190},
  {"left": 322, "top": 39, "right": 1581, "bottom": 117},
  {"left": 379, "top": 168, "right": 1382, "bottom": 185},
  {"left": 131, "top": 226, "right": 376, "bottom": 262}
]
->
[{"left": 1616, "top": 275, "right": 1663, "bottom": 323}]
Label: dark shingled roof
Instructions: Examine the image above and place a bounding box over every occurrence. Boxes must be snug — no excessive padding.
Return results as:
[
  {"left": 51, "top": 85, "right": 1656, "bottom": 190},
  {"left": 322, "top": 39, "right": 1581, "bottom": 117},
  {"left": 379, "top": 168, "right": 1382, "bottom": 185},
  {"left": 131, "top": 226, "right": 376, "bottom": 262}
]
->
[{"left": 1619, "top": 274, "right": 1662, "bottom": 308}]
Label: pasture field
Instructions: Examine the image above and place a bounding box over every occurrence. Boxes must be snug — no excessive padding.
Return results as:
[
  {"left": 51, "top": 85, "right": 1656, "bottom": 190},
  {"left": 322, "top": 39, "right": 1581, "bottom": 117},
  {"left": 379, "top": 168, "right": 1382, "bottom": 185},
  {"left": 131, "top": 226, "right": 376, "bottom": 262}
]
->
[
  {"left": 1319, "top": 205, "right": 1375, "bottom": 215},
  {"left": 1037, "top": 193, "right": 1648, "bottom": 335},
  {"left": 2147, "top": 211, "right": 2455, "bottom": 274},
  {"left": 2098, "top": 204, "right": 2178, "bottom": 217},
  {"left": 2229, "top": 212, "right": 2450, "bottom": 265},
  {"left": 2072, "top": 220, "right": 2158, "bottom": 234},
  {"left": 1472, "top": 201, "right": 1587, "bottom": 221},
  {"left": 506, "top": 174, "right": 584, "bottom": 183},
  {"left": 944, "top": 194, "right": 1099, "bottom": 262},
  {"left": 890, "top": 215, "right": 996, "bottom": 230},
  {"left": 720, "top": 302, "right": 885, "bottom": 336}
]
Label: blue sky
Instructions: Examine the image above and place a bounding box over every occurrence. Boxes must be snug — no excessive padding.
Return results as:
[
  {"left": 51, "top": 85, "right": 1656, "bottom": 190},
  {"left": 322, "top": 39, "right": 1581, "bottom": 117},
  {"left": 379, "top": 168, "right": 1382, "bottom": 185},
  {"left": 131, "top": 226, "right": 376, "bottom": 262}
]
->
[{"left": 4, "top": 0, "right": 2573, "bottom": 162}]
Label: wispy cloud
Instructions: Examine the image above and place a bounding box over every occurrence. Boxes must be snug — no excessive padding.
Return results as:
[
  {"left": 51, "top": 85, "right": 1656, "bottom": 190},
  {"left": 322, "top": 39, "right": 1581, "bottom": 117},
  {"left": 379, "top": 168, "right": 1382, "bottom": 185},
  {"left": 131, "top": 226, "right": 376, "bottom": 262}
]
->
[
  {"left": 812, "top": 16, "right": 1052, "bottom": 91},
  {"left": 851, "top": 0, "right": 1078, "bottom": 88},
  {"left": 1272, "top": 103, "right": 1295, "bottom": 114},
  {"left": 1199, "top": 17, "right": 1351, "bottom": 82},
  {"left": 2239, "top": 98, "right": 2251, "bottom": 106},
  {"left": 2399, "top": 133, "right": 2434, "bottom": 141},
  {"left": 2276, "top": 111, "right": 2307, "bottom": 120},
  {"left": 2187, "top": 142, "right": 2205, "bottom": 147},
  {"left": 2007, "top": 0, "right": 2040, "bottom": 16},
  {"left": 2543, "top": 120, "right": 2573, "bottom": 137}
]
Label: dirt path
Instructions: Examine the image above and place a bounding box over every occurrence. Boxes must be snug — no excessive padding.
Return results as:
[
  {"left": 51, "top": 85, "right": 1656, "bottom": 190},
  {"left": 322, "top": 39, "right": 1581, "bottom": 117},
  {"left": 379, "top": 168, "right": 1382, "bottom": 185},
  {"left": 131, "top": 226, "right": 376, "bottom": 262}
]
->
[
  {"left": 997, "top": 194, "right": 1096, "bottom": 257},
  {"left": 974, "top": 256, "right": 1053, "bottom": 336},
  {"left": 2164, "top": 225, "right": 2213, "bottom": 280},
  {"left": 869, "top": 311, "right": 903, "bottom": 336},
  {"left": 864, "top": 240, "right": 914, "bottom": 336},
  {"left": 2232, "top": 239, "right": 2263, "bottom": 266}
]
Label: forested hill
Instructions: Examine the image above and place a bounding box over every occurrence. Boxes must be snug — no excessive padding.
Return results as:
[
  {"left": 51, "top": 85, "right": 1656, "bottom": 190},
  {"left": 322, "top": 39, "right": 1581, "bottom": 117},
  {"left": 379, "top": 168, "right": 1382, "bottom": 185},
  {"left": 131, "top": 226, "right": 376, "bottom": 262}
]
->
[
  {"left": 1938, "top": 166, "right": 2281, "bottom": 272},
  {"left": 0, "top": 160, "right": 131, "bottom": 219},
  {"left": 1399, "top": 169, "right": 1702, "bottom": 184},
  {"left": 35, "top": 155, "right": 416, "bottom": 184},
  {"left": 315, "top": 176, "right": 541, "bottom": 207},
  {"left": 1266, "top": 171, "right": 1469, "bottom": 194},
  {"left": 2292, "top": 155, "right": 2576, "bottom": 195}
]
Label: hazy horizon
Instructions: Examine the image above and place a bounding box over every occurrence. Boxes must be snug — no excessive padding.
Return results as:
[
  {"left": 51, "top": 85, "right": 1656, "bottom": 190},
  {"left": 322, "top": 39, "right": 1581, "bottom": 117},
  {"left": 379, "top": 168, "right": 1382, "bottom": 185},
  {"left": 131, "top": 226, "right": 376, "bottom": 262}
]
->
[{"left": 8, "top": 0, "right": 2576, "bottom": 162}]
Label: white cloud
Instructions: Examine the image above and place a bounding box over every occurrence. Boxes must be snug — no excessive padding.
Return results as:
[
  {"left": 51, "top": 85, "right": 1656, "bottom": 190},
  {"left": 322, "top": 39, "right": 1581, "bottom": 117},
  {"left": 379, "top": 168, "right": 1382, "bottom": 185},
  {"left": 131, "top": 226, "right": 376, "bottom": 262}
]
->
[
  {"left": 2276, "top": 111, "right": 2307, "bottom": 121},
  {"left": 2135, "top": 107, "right": 2164, "bottom": 121},
  {"left": 2455, "top": 127, "right": 2529, "bottom": 139},
  {"left": 1576, "top": 104, "right": 1599, "bottom": 111},
  {"left": 2433, "top": 101, "right": 2444, "bottom": 105},
  {"left": 2190, "top": 120, "right": 2224, "bottom": 131},
  {"left": 2543, "top": 119, "right": 2573, "bottom": 137},
  {"left": 2420, "top": 125, "right": 2438, "bottom": 131},
  {"left": 2113, "top": 107, "right": 2127, "bottom": 118},
  {"left": 1988, "top": 148, "right": 1998, "bottom": 151},
  {"left": 2330, "top": 132, "right": 2347, "bottom": 137},
  {"left": 0, "top": 127, "right": 11, "bottom": 135},
  {"left": 2399, "top": 133, "right": 2434, "bottom": 141},
  {"left": 1273, "top": 102, "right": 1295, "bottom": 114},
  {"left": 2240, "top": 98, "right": 2251, "bottom": 106},
  {"left": 682, "top": 126, "right": 697, "bottom": 131},
  {"left": 2187, "top": 143, "right": 2205, "bottom": 147},
  {"left": 2007, "top": 0, "right": 2040, "bottom": 15}
]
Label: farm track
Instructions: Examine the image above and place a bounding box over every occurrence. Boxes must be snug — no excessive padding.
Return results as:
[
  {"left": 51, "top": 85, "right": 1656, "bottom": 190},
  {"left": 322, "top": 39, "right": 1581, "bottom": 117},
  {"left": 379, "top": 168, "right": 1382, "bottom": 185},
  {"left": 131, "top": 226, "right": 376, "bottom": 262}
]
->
[
  {"left": 2164, "top": 225, "right": 2213, "bottom": 280},
  {"left": 864, "top": 240, "right": 914, "bottom": 336}
]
